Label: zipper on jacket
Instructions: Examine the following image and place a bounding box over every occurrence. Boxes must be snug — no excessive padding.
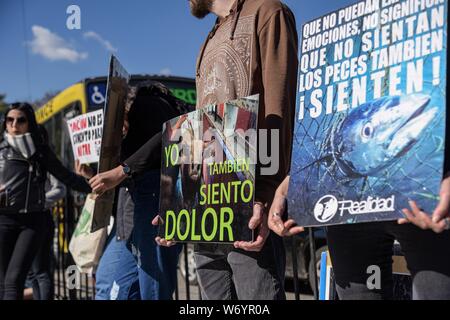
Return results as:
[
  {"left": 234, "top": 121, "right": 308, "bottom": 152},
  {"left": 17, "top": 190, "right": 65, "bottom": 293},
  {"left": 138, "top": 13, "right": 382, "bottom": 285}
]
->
[{"left": 24, "top": 163, "right": 33, "bottom": 213}]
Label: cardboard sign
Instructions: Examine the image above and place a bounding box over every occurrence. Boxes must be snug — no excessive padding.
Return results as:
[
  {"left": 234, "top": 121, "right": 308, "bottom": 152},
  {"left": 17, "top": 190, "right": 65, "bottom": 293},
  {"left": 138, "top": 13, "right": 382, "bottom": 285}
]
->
[
  {"left": 158, "top": 95, "right": 259, "bottom": 243},
  {"left": 289, "top": 0, "right": 448, "bottom": 226},
  {"left": 66, "top": 110, "right": 103, "bottom": 164},
  {"left": 91, "top": 55, "right": 130, "bottom": 232}
]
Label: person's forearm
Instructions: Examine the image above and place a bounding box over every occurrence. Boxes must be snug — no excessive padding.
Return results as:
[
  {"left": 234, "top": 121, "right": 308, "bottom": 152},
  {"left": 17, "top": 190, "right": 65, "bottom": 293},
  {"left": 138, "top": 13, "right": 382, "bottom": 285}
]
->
[{"left": 45, "top": 147, "right": 91, "bottom": 193}]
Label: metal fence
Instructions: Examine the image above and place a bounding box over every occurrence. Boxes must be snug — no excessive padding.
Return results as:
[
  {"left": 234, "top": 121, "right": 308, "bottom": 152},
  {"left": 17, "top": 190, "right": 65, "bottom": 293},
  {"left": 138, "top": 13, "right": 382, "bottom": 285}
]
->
[
  {"left": 51, "top": 195, "right": 320, "bottom": 301},
  {"left": 52, "top": 198, "right": 95, "bottom": 300}
]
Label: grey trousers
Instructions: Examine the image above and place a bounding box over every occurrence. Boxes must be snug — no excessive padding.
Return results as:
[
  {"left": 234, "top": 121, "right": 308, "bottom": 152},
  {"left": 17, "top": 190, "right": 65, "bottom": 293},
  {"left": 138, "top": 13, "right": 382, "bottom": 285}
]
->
[
  {"left": 327, "top": 222, "right": 450, "bottom": 300},
  {"left": 194, "top": 232, "right": 286, "bottom": 300}
]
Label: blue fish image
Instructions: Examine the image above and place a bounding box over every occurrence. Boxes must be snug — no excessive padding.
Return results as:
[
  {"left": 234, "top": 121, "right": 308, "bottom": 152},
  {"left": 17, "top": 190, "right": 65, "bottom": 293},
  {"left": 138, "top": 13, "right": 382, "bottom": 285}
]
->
[{"left": 330, "top": 94, "right": 438, "bottom": 178}]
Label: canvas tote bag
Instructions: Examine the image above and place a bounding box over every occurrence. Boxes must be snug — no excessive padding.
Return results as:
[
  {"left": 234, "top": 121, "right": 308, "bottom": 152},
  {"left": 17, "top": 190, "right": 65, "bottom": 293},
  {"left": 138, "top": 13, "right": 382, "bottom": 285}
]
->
[{"left": 69, "top": 194, "right": 107, "bottom": 275}]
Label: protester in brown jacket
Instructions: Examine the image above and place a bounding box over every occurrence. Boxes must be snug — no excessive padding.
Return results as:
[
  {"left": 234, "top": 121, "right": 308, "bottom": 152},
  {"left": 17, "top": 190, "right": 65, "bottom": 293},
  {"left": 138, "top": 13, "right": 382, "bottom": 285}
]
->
[{"left": 188, "top": 0, "right": 298, "bottom": 300}]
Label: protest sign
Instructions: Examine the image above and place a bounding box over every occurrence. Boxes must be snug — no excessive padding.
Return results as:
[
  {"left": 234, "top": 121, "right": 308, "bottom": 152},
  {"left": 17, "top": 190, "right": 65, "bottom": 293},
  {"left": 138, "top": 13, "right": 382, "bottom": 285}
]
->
[
  {"left": 91, "top": 55, "right": 130, "bottom": 232},
  {"left": 289, "top": 0, "right": 448, "bottom": 226},
  {"left": 158, "top": 95, "right": 259, "bottom": 243},
  {"left": 66, "top": 109, "right": 103, "bottom": 164}
]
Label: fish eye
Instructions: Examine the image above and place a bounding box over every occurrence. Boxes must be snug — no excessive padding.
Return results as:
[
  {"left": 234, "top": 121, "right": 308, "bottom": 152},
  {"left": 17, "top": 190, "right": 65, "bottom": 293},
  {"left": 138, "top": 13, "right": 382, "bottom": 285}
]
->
[{"left": 361, "top": 123, "right": 374, "bottom": 139}]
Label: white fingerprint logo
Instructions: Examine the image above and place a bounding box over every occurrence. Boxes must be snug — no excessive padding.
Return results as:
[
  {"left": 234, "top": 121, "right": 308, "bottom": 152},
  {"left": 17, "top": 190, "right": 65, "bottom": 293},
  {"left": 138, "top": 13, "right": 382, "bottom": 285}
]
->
[{"left": 314, "top": 195, "right": 338, "bottom": 223}]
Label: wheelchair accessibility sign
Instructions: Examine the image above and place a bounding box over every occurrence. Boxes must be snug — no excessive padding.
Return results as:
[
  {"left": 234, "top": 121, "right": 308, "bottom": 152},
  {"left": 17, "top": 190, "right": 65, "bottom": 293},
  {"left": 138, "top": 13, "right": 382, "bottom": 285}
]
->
[{"left": 87, "top": 83, "right": 106, "bottom": 107}]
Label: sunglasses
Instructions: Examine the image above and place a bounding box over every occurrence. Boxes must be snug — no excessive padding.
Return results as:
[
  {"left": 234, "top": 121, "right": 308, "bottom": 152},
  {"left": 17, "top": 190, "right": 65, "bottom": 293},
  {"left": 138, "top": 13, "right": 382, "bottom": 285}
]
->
[{"left": 6, "top": 116, "right": 28, "bottom": 125}]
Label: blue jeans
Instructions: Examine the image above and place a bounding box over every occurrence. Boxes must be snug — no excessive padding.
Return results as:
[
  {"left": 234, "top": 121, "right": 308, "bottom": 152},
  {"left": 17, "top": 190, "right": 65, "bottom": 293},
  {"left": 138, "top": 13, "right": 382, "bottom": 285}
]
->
[
  {"left": 95, "top": 227, "right": 140, "bottom": 300},
  {"left": 96, "top": 171, "right": 181, "bottom": 300},
  {"left": 129, "top": 170, "right": 181, "bottom": 300}
]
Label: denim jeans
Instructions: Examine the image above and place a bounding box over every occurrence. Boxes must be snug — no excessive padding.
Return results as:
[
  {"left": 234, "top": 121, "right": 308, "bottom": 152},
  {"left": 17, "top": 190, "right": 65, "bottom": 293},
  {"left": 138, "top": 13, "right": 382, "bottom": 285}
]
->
[
  {"left": 95, "top": 226, "right": 140, "bottom": 300},
  {"left": 193, "top": 232, "right": 286, "bottom": 300},
  {"left": 327, "top": 221, "right": 450, "bottom": 300},
  {"left": 96, "top": 171, "right": 181, "bottom": 300},
  {"left": 129, "top": 170, "right": 181, "bottom": 300}
]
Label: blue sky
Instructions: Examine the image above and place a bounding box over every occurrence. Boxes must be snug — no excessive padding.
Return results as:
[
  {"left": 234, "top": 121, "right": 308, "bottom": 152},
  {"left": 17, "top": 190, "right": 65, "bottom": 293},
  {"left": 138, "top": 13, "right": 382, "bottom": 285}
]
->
[{"left": 0, "top": 0, "right": 356, "bottom": 103}]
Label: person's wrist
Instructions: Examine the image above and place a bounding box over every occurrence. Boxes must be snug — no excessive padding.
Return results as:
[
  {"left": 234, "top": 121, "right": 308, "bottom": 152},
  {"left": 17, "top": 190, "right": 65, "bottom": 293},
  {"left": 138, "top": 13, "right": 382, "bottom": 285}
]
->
[
  {"left": 254, "top": 201, "right": 266, "bottom": 209},
  {"left": 119, "top": 163, "right": 132, "bottom": 179}
]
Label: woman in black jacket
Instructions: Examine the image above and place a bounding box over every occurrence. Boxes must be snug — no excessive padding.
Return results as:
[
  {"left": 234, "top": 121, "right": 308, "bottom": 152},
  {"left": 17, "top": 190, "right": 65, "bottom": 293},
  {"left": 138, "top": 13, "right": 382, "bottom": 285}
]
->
[{"left": 0, "top": 102, "right": 91, "bottom": 300}]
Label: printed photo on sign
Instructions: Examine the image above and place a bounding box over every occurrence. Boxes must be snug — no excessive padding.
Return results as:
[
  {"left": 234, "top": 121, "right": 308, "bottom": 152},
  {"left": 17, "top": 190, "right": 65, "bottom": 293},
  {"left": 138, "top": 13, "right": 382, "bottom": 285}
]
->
[
  {"left": 158, "top": 95, "right": 259, "bottom": 243},
  {"left": 288, "top": 0, "right": 448, "bottom": 226},
  {"left": 66, "top": 109, "right": 103, "bottom": 164}
]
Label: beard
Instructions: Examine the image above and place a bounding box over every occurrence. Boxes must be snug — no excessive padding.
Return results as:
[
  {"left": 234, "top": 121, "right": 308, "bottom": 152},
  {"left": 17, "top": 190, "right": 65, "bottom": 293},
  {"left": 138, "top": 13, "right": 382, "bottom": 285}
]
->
[{"left": 189, "top": 0, "right": 213, "bottom": 19}]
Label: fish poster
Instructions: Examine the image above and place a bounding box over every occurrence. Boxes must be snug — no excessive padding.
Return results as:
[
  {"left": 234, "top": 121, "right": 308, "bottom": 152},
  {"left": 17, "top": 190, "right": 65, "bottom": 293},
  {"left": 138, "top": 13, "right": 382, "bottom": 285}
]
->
[
  {"left": 288, "top": 0, "right": 448, "bottom": 226},
  {"left": 66, "top": 109, "right": 103, "bottom": 165},
  {"left": 158, "top": 95, "right": 259, "bottom": 243}
]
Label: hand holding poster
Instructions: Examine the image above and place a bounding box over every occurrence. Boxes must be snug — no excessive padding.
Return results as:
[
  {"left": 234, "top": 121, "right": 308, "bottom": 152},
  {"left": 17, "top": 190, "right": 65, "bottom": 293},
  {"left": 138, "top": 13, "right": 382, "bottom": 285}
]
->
[
  {"left": 289, "top": 0, "right": 448, "bottom": 226},
  {"left": 66, "top": 109, "right": 103, "bottom": 165},
  {"left": 158, "top": 95, "right": 259, "bottom": 243}
]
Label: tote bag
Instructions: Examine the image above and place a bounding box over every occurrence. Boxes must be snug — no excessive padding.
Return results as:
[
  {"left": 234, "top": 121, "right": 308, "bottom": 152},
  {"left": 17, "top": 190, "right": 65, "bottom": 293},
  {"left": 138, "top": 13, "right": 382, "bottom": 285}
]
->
[{"left": 69, "top": 194, "right": 107, "bottom": 275}]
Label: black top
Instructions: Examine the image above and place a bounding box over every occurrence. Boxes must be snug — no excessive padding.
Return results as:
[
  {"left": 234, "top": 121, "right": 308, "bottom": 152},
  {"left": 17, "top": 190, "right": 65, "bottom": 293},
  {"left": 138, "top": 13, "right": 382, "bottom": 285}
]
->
[
  {"left": 113, "top": 84, "right": 190, "bottom": 240},
  {"left": 0, "top": 140, "right": 90, "bottom": 214},
  {"left": 120, "top": 87, "right": 185, "bottom": 175},
  {"left": 123, "top": 131, "right": 162, "bottom": 176},
  {"left": 40, "top": 144, "right": 91, "bottom": 193}
]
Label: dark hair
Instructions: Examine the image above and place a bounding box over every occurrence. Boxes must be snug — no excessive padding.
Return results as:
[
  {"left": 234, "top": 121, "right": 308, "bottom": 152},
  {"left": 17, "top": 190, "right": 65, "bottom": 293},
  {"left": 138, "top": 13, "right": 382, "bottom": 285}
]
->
[
  {"left": 126, "top": 81, "right": 193, "bottom": 116},
  {"left": 1, "top": 102, "right": 44, "bottom": 146}
]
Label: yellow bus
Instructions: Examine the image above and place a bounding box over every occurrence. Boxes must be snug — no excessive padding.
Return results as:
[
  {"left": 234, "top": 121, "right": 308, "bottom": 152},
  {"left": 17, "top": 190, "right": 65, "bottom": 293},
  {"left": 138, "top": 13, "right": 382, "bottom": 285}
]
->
[
  {"left": 35, "top": 75, "right": 196, "bottom": 162},
  {"left": 33, "top": 75, "right": 196, "bottom": 299}
]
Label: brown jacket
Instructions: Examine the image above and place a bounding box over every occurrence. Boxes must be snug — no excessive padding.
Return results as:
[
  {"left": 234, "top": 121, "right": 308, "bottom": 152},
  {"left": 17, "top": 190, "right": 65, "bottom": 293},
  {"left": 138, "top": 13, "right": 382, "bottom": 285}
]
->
[{"left": 195, "top": 0, "right": 299, "bottom": 205}]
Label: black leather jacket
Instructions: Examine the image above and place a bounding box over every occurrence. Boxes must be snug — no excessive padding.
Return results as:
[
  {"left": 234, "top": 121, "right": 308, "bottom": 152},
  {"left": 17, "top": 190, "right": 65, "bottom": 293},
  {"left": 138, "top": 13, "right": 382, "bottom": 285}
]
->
[{"left": 0, "top": 139, "right": 91, "bottom": 214}]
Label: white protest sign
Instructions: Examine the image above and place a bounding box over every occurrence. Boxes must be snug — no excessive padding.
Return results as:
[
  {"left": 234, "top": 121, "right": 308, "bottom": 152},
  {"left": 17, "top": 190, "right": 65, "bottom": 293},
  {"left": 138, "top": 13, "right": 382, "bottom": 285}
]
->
[{"left": 66, "top": 109, "right": 103, "bottom": 164}]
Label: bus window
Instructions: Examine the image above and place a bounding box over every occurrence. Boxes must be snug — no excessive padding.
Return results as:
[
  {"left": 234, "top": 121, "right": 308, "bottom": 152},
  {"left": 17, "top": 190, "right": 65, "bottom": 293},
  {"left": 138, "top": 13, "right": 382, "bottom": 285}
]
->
[
  {"left": 49, "top": 112, "right": 63, "bottom": 162},
  {"left": 45, "top": 101, "right": 81, "bottom": 164},
  {"left": 61, "top": 101, "right": 81, "bottom": 167}
]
